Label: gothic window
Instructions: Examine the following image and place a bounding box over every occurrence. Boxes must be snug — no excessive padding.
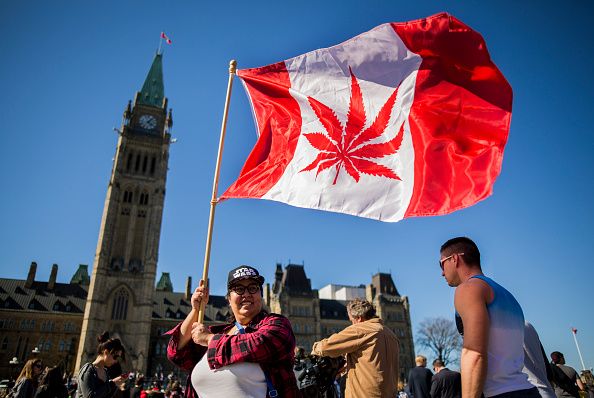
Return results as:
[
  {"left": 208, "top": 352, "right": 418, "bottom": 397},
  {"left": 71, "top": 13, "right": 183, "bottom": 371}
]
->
[
  {"left": 142, "top": 155, "right": 148, "bottom": 173},
  {"left": 127, "top": 152, "right": 134, "bottom": 171},
  {"left": 139, "top": 193, "right": 149, "bottom": 206},
  {"left": 59, "top": 340, "right": 65, "bottom": 352},
  {"left": 44, "top": 340, "right": 51, "bottom": 351},
  {"left": 111, "top": 289, "right": 129, "bottom": 320},
  {"left": 123, "top": 191, "right": 134, "bottom": 204},
  {"left": 135, "top": 154, "right": 141, "bottom": 172},
  {"left": 1, "top": 337, "right": 7, "bottom": 350},
  {"left": 155, "top": 343, "right": 161, "bottom": 356},
  {"left": 150, "top": 157, "right": 156, "bottom": 175}
]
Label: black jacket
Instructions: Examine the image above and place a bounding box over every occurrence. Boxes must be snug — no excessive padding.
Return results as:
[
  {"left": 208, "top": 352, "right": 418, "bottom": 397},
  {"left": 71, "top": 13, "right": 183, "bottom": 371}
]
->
[{"left": 430, "top": 368, "right": 461, "bottom": 398}]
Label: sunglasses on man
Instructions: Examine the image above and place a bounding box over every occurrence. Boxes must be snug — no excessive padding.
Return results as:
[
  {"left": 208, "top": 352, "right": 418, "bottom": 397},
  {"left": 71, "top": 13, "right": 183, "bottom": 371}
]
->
[{"left": 439, "top": 253, "right": 464, "bottom": 270}]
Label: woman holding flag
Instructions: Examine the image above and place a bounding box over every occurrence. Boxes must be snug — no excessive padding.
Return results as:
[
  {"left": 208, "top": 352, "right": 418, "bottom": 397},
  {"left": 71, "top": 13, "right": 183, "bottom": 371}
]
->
[{"left": 165, "top": 265, "right": 299, "bottom": 398}]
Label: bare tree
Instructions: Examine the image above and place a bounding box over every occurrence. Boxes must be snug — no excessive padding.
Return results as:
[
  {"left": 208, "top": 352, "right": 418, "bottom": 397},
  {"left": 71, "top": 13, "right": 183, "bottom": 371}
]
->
[{"left": 416, "top": 317, "right": 462, "bottom": 366}]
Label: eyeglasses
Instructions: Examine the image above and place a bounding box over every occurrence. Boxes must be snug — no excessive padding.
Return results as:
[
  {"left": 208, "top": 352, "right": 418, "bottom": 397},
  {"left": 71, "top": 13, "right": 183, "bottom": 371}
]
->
[
  {"left": 439, "top": 253, "right": 464, "bottom": 270},
  {"left": 230, "top": 284, "right": 260, "bottom": 295}
]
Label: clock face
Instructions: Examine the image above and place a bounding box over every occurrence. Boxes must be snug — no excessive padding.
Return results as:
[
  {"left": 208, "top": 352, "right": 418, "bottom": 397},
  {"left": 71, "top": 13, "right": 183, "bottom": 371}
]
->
[{"left": 139, "top": 114, "right": 157, "bottom": 130}]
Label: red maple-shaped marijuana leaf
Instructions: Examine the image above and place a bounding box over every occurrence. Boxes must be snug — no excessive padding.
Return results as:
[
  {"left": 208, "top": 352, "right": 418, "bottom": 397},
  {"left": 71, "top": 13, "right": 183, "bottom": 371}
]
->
[{"left": 300, "top": 68, "right": 404, "bottom": 185}]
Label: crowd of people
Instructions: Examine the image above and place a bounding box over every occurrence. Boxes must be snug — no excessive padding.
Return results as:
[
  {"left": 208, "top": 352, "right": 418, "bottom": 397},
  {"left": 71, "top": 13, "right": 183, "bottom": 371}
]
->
[{"left": 4, "top": 237, "right": 593, "bottom": 398}]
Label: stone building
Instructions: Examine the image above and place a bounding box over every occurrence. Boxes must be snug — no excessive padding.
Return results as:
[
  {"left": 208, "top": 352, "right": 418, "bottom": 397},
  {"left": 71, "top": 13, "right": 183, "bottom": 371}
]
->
[
  {"left": 0, "top": 50, "right": 415, "bottom": 382},
  {"left": 266, "top": 264, "right": 415, "bottom": 382},
  {"left": 0, "top": 262, "right": 415, "bottom": 381}
]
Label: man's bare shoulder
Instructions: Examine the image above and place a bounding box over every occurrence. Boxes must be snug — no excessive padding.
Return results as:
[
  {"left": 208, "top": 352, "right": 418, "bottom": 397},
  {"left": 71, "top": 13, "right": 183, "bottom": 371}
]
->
[{"left": 454, "top": 278, "right": 491, "bottom": 310}]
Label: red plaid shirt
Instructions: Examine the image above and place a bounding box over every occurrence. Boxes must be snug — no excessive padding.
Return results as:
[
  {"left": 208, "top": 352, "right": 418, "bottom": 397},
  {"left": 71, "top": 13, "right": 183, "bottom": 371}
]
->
[{"left": 166, "top": 311, "right": 300, "bottom": 398}]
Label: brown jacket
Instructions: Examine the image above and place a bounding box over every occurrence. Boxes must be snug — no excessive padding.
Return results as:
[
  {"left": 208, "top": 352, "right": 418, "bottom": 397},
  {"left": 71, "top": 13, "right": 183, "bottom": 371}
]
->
[{"left": 312, "top": 317, "right": 399, "bottom": 398}]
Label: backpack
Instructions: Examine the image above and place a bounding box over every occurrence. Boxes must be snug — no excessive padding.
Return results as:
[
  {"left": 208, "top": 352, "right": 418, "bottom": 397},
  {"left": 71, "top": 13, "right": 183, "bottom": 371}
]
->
[{"left": 551, "top": 364, "right": 580, "bottom": 398}]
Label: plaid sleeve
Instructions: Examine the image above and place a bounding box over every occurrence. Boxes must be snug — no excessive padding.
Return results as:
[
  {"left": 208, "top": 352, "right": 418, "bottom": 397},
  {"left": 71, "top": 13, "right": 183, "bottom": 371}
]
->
[
  {"left": 206, "top": 314, "right": 294, "bottom": 369},
  {"left": 165, "top": 322, "right": 207, "bottom": 371}
]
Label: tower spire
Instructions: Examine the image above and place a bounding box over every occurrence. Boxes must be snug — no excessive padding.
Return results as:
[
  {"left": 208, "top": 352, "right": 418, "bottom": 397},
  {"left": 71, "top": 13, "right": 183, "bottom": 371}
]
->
[{"left": 137, "top": 53, "right": 164, "bottom": 108}]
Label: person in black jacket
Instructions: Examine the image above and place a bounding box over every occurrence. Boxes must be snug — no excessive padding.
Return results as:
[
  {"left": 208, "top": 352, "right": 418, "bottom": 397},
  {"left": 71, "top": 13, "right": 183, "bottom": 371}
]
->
[
  {"left": 34, "top": 366, "right": 68, "bottom": 398},
  {"left": 430, "top": 359, "right": 461, "bottom": 398},
  {"left": 408, "top": 355, "right": 433, "bottom": 398},
  {"left": 76, "top": 332, "right": 127, "bottom": 398}
]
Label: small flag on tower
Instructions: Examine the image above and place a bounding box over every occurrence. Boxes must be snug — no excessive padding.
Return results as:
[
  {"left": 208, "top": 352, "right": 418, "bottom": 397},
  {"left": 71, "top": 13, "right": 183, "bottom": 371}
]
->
[
  {"left": 572, "top": 327, "right": 577, "bottom": 334},
  {"left": 161, "top": 32, "right": 172, "bottom": 45}
]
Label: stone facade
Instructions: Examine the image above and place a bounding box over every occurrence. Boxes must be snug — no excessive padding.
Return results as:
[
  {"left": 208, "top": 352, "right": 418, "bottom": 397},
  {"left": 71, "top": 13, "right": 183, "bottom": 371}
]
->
[
  {"left": 74, "top": 53, "right": 172, "bottom": 374},
  {"left": 0, "top": 262, "right": 415, "bottom": 381},
  {"left": 267, "top": 263, "right": 416, "bottom": 382}
]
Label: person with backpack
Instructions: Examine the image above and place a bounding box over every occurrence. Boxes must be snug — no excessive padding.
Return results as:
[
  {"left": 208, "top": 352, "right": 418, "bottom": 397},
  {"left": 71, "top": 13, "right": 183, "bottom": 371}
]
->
[{"left": 550, "top": 351, "right": 585, "bottom": 398}]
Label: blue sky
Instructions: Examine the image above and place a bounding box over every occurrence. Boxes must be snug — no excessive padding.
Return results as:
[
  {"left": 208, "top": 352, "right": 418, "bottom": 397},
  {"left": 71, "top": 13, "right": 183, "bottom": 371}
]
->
[{"left": 1, "top": 1, "right": 592, "bottom": 370}]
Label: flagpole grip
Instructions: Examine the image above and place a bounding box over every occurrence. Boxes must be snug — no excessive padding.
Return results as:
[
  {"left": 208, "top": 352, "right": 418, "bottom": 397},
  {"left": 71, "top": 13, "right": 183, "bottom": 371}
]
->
[{"left": 198, "top": 60, "right": 237, "bottom": 324}]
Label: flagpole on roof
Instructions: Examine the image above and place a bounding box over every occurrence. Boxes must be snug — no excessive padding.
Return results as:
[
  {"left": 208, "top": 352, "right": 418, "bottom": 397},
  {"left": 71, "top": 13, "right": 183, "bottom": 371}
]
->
[
  {"left": 571, "top": 327, "right": 587, "bottom": 370},
  {"left": 198, "top": 59, "right": 237, "bottom": 323}
]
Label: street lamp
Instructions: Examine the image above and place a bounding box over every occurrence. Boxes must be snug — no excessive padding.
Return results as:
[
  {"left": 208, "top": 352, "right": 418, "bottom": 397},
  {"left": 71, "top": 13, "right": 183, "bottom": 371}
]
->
[
  {"left": 31, "top": 347, "right": 40, "bottom": 355},
  {"left": 9, "top": 357, "right": 19, "bottom": 382}
]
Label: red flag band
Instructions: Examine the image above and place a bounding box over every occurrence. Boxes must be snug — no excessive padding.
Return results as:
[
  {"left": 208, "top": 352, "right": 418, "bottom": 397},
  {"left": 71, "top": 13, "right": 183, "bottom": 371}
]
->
[
  {"left": 161, "top": 32, "right": 172, "bottom": 44},
  {"left": 222, "top": 13, "right": 512, "bottom": 222}
]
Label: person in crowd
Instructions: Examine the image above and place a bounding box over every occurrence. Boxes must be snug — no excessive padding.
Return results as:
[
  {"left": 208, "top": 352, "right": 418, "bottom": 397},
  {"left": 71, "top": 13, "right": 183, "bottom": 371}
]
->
[
  {"left": 129, "top": 377, "right": 144, "bottom": 398},
  {"left": 10, "top": 359, "right": 43, "bottom": 398},
  {"left": 311, "top": 297, "right": 399, "bottom": 398},
  {"left": 164, "top": 382, "right": 182, "bottom": 398},
  {"left": 550, "top": 351, "right": 584, "bottom": 398},
  {"left": 438, "top": 237, "right": 538, "bottom": 397},
  {"left": 580, "top": 370, "right": 594, "bottom": 398},
  {"left": 430, "top": 359, "right": 461, "bottom": 398},
  {"left": 35, "top": 366, "right": 68, "bottom": 398},
  {"left": 522, "top": 322, "right": 555, "bottom": 398},
  {"left": 166, "top": 265, "right": 299, "bottom": 398},
  {"left": 408, "top": 355, "right": 433, "bottom": 398},
  {"left": 146, "top": 382, "right": 163, "bottom": 398},
  {"left": 76, "top": 332, "right": 127, "bottom": 398}
]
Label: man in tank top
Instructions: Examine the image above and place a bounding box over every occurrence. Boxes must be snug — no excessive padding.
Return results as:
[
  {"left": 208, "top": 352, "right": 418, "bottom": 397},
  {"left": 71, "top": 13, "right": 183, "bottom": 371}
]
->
[{"left": 439, "top": 237, "right": 539, "bottom": 398}]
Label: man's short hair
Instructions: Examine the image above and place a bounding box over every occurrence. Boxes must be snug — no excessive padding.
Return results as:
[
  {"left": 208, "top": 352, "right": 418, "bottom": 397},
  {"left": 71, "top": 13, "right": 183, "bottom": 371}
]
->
[
  {"left": 551, "top": 351, "right": 564, "bottom": 364},
  {"left": 347, "top": 298, "right": 376, "bottom": 320},
  {"left": 440, "top": 237, "right": 481, "bottom": 267},
  {"left": 415, "top": 355, "right": 427, "bottom": 366},
  {"left": 432, "top": 359, "right": 445, "bottom": 368}
]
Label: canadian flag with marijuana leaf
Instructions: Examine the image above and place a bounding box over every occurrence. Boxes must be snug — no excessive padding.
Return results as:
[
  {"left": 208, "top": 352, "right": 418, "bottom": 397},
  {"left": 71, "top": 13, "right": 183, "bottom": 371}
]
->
[{"left": 221, "top": 13, "right": 512, "bottom": 222}]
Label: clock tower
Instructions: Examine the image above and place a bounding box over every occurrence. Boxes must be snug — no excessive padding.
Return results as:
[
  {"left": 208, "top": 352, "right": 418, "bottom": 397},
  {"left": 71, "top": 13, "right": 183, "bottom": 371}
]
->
[{"left": 75, "top": 53, "right": 173, "bottom": 373}]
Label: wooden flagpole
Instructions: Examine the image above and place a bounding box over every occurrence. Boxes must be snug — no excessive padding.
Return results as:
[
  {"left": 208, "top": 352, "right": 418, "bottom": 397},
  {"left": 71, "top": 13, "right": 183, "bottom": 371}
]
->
[{"left": 197, "top": 59, "right": 237, "bottom": 323}]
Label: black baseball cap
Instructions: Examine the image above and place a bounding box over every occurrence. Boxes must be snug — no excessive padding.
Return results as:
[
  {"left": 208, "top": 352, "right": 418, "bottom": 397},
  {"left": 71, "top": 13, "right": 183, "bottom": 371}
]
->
[{"left": 227, "top": 265, "right": 265, "bottom": 289}]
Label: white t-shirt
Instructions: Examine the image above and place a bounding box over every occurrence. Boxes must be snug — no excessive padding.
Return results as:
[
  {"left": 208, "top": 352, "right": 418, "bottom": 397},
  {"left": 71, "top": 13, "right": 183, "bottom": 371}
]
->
[{"left": 191, "top": 355, "right": 266, "bottom": 398}]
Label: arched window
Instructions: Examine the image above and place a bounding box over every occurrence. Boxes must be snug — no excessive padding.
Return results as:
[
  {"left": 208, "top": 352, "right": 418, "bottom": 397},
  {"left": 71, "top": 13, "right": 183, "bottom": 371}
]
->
[
  {"left": 138, "top": 192, "right": 149, "bottom": 206},
  {"left": 127, "top": 152, "right": 134, "bottom": 171},
  {"left": 150, "top": 157, "right": 156, "bottom": 175},
  {"left": 135, "top": 154, "right": 141, "bottom": 172},
  {"left": 142, "top": 155, "right": 148, "bottom": 173},
  {"left": 111, "top": 289, "right": 129, "bottom": 320},
  {"left": 1, "top": 336, "right": 7, "bottom": 350},
  {"left": 123, "top": 190, "right": 134, "bottom": 204}
]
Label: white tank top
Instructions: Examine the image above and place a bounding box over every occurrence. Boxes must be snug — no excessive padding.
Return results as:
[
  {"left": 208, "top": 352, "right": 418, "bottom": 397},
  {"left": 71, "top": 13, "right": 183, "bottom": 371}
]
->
[
  {"left": 472, "top": 276, "right": 534, "bottom": 397},
  {"left": 191, "top": 355, "right": 267, "bottom": 398}
]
